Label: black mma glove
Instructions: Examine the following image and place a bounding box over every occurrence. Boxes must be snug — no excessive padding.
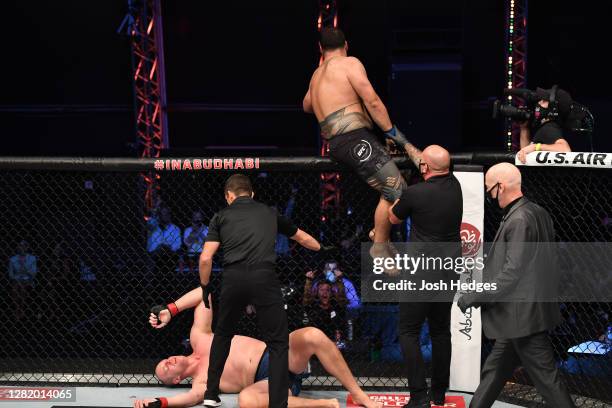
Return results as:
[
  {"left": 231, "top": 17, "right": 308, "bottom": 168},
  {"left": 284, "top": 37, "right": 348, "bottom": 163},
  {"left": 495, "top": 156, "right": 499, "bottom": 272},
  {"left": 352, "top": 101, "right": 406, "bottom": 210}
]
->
[
  {"left": 384, "top": 125, "right": 410, "bottom": 149},
  {"left": 318, "top": 245, "right": 338, "bottom": 258},
  {"left": 146, "top": 397, "right": 167, "bottom": 408},
  {"left": 150, "top": 303, "right": 178, "bottom": 325},
  {"left": 201, "top": 283, "right": 212, "bottom": 309}
]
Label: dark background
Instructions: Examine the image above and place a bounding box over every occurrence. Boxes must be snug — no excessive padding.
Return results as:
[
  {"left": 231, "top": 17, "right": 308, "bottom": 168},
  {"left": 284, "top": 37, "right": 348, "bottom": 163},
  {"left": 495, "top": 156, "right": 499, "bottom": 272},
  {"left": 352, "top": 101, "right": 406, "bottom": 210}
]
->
[{"left": 1, "top": 0, "right": 610, "bottom": 156}]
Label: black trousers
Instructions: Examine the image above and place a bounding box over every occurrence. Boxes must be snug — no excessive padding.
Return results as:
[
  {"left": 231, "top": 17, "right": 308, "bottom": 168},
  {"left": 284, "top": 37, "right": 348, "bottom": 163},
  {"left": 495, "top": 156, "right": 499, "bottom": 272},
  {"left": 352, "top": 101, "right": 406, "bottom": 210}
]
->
[
  {"left": 204, "top": 263, "right": 289, "bottom": 408},
  {"left": 470, "top": 331, "right": 575, "bottom": 408},
  {"left": 399, "top": 301, "right": 453, "bottom": 398}
]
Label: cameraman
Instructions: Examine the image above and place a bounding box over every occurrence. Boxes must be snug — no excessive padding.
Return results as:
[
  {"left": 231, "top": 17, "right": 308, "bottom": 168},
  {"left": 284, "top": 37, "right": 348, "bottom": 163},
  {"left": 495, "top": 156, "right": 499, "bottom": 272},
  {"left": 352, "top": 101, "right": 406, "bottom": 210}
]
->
[{"left": 517, "top": 87, "right": 572, "bottom": 163}]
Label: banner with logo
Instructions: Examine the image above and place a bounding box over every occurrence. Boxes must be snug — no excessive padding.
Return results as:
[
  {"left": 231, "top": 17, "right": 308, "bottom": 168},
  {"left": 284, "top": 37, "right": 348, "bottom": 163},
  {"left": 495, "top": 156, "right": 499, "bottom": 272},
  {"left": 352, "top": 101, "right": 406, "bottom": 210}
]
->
[
  {"left": 346, "top": 393, "right": 466, "bottom": 407},
  {"left": 449, "top": 171, "right": 484, "bottom": 392},
  {"left": 517, "top": 151, "right": 612, "bottom": 168}
]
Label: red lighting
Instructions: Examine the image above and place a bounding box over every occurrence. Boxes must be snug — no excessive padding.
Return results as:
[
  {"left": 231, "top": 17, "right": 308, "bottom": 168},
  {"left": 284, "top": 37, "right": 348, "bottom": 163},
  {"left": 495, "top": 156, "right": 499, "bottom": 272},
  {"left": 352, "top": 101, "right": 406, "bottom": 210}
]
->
[
  {"left": 129, "top": 0, "right": 168, "bottom": 218},
  {"left": 317, "top": 1, "right": 340, "bottom": 215}
]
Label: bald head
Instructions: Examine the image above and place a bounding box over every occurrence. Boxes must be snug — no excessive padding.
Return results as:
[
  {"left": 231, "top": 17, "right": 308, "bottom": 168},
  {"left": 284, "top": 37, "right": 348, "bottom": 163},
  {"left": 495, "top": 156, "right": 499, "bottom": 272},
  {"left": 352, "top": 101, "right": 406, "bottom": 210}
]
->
[
  {"left": 486, "top": 163, "right": 522, "bottom": 189},
  {"left": 422, "top": 145, "right": 451, "bottom": 175},
  {"left": 485, "top": 163, "right": 523, "bottom": 208}
]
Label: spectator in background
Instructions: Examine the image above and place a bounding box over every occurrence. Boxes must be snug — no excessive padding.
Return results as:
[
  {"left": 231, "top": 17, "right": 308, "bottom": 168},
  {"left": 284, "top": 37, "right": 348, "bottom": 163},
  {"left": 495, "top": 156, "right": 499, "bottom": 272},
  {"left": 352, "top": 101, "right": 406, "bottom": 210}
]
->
[
  {"left": 303, "top": 276, "right": 347, "bottom": 347},
  {"left": 147, "top": 207, "right": 181, "bottom": 294},
  {"left": 7, "top": 240, "right": 38, "bottom": 320},
  {"left": 306, "top": 262, "right": 361, "bottom": 319},
  {"left": 304, "top": 268, "right": 347, "bottom": 308},
  {"left": 79, "top": 257, "right": 96, "bottom": 284},
  {"left": 147, "top": 207, "right": 181, "bottom": 255},
  {"left": 362, "top": 303, "right": 402, "bottom": 362},
  {"left": 321, "top": 260, "right": 361, "bottom": 319},
  {"left": 182, "top": 210, "right": 208, "bottom": 273}
]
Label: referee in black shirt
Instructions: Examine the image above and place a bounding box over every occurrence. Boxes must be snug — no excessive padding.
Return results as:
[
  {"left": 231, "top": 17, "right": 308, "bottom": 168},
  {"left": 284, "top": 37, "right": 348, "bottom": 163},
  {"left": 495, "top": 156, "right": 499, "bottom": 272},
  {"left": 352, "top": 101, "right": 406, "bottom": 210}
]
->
[
  {"left": 199, "top": 174, "right": 326, "bottom": 408},
  {"left": 385, "top": 145, "right": 463, "bottom": 408}
]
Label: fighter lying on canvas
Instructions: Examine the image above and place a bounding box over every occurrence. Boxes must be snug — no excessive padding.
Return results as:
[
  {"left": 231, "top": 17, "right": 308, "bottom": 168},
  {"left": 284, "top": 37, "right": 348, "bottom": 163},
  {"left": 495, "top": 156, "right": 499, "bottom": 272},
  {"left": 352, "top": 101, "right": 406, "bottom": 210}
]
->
[{"left": 133, "top": 287, "right": 381, "bottom": 408}]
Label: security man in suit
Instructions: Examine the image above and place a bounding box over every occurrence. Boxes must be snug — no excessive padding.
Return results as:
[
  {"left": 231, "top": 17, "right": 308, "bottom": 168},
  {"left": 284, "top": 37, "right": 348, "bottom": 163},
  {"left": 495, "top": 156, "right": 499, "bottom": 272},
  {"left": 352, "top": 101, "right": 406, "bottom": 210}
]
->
[
  {"left": 198, "top": 174, "right": 331, "bottom": 408},
  {"left": 458, "top": 163, "right": 575, "bottom": 408}
]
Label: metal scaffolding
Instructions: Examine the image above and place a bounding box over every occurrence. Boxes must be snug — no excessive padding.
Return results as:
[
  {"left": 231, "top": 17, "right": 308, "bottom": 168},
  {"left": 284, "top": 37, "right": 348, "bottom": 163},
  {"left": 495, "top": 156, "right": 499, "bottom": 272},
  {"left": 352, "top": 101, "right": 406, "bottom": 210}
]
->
[
  {"left": 318, "top": 0, "right": 341, "bottom": 218},
  {"left": 505, "top": 0, "right": 528, "bottom": 151},
  {"left": 121, "top": 0, "right": 169, "bottom": 212}
]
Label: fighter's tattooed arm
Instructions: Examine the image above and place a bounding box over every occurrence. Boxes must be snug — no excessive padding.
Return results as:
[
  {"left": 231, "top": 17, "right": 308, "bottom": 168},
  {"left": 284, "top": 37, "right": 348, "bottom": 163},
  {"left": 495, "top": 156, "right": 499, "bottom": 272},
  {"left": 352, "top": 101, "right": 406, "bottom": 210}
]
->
[
  {"left": 384, "top": 126, "right": 421, "bottom": 168},
  {"left": 404, "top": 142, "right": 422, "bottom": 169}
]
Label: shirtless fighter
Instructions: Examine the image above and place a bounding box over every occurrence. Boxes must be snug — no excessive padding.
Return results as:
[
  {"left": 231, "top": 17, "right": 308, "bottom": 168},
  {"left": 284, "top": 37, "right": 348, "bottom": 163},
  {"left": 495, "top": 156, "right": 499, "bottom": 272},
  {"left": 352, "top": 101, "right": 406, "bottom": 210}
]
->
[
  {"left": 133, "top": 287, "right": 382, "bottom": 408},
  {"left": 303, "top": 27, "right": 422, "bottom": 258}
]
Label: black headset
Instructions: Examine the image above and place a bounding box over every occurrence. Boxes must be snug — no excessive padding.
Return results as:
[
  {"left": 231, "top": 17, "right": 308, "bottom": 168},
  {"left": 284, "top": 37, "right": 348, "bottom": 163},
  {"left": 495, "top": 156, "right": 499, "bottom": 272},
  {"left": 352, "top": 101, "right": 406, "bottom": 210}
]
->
[{"left": 546, "top": 84, "right": 560, "bottom": 121}]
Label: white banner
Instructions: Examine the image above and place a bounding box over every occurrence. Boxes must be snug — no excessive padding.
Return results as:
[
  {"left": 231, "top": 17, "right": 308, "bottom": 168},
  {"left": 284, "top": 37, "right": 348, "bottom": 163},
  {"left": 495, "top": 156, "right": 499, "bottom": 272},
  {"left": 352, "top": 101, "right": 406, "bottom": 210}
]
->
[
  {"left": 449, "top": 171, "right": 484, "bottom": 393},
  {"left": 517, "top": 151, "right": 612, "bottom": 168}
]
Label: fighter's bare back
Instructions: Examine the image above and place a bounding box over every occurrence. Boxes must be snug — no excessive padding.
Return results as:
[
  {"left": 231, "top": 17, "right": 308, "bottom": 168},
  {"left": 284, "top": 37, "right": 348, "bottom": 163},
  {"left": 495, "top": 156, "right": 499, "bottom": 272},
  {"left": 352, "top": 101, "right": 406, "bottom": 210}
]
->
[{"left": 306, "top": 56, "right": 373, "bottom": 138}]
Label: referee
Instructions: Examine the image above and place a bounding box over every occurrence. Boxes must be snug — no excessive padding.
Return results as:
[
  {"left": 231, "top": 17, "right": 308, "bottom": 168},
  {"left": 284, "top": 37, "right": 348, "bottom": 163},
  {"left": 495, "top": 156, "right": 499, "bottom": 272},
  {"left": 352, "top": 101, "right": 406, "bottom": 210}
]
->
[{"left": 199, "top": 174, "right": 327, "bottom": 408}]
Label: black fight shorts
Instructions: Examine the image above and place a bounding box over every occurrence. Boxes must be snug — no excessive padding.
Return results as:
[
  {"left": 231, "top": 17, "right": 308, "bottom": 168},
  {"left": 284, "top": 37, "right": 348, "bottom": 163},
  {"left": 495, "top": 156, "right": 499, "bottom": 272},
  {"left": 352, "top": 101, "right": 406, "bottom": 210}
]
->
[{"left": 328, "top": 127, "right": 406, "bottom": 194}]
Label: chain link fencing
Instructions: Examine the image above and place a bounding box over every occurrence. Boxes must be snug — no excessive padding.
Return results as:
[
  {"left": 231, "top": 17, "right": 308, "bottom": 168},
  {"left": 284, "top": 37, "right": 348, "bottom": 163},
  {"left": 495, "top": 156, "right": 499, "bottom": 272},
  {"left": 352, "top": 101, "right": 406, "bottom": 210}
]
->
[{"left": 0, "top": 157, "right": 609, "bottom": 407}]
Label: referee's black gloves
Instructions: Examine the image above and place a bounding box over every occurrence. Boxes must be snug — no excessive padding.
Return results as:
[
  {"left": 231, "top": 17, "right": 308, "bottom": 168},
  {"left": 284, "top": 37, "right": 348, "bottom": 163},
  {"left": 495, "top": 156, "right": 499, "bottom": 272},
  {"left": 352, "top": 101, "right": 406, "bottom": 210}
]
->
[{"left": 319, "top": 245, "right": 337, "bottom": 259}]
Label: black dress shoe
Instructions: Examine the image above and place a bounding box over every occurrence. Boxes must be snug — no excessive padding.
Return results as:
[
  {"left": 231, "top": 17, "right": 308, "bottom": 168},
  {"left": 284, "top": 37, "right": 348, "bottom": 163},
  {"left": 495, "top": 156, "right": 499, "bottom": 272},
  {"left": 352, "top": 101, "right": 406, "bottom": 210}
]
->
[
  {"left": 203, "top": 396, "right": 222, "bottom": 407},
  {"left": 403, "top": 394, "right": 430, "bottom": 408},
  {"left": 430, "top": 390, "right": 446, "bottom": 406}
]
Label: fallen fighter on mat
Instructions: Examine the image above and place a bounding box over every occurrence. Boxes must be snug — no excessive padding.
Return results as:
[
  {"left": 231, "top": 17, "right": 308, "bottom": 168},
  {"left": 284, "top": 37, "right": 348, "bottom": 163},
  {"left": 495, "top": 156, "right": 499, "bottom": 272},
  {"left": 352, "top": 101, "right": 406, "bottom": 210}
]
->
[{"left": 133, "top": 287, "right": 382, "bottom": 408}]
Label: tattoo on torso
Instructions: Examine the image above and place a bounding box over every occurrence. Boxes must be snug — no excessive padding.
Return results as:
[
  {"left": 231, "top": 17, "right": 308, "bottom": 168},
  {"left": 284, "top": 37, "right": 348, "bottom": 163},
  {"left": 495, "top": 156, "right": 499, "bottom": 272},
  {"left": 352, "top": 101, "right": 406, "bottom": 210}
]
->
[{"left": 319, "top": 104, "right": 373, "bottom": 139}]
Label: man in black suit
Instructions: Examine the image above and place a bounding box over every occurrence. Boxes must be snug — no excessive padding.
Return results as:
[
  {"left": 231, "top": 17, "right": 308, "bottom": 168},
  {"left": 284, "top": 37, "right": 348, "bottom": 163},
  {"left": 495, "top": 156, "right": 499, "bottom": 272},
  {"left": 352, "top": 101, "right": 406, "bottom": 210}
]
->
[{"left": 458, "top": 162, "right": 575, "bottom": 408}]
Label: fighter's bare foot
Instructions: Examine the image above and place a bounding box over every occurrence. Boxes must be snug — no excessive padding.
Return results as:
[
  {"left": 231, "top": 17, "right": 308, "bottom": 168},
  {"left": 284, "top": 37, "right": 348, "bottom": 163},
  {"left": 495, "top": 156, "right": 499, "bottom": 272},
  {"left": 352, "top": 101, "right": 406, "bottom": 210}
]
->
[
  {"left": 369, "top": 242, "right": 400, "bottom": 276},
  {"left": 350, "top": 393, "right": 383, "bottom": 408},
  {"left": 368, "top": 228, "right": 390, "bottom": 243}
]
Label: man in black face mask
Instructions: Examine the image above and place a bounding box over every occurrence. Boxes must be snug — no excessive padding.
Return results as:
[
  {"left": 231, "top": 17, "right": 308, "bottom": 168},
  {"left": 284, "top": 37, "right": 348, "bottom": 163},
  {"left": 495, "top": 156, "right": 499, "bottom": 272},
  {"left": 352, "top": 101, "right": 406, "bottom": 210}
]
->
[
  {"left": 384, "top": 145, "right": 463, "bottom": 408},
  {"left": 516, "top": 87, "right": 572, "bottom": 163},
  {"left": 458, "top": 163, "right": 575, "bottom": 408}
]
